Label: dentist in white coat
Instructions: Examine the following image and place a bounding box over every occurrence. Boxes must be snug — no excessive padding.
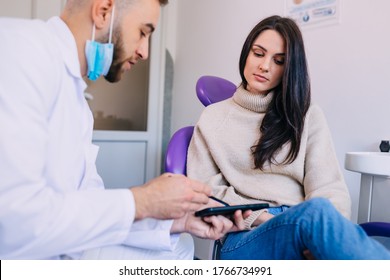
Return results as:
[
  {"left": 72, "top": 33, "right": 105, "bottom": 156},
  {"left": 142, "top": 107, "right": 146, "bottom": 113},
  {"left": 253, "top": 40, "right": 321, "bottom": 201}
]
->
[{"left": 0, "top": 0, "right": 247, "bottom": 260}]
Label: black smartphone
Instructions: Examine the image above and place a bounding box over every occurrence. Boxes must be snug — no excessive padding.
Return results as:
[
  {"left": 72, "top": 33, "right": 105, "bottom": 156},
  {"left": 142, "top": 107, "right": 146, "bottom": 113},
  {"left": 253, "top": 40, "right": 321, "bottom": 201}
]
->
[{"left": 195, "top": 203, "right": 269, "bottom": 217}]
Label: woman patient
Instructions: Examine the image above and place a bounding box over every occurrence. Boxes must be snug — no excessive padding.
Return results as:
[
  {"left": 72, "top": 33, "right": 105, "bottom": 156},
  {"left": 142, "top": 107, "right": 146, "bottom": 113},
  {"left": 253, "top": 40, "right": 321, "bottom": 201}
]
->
[{"left": 187, "top": 15, "right": 390, "bottom": 260}]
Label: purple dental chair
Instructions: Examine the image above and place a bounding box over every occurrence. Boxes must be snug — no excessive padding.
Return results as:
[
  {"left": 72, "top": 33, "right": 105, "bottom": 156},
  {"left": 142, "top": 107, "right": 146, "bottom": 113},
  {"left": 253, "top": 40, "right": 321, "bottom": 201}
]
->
[{"left": 165, "top": 75, "right": 236, "bottom": 176}]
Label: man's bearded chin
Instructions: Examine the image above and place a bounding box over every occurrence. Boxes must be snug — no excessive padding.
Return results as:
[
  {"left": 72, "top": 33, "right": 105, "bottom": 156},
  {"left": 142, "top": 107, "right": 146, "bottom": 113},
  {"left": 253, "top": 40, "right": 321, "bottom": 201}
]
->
[
  {"left": 104, "top": 60, "right": 123, "bottom": 83},
  {"left": 104, "top": 41, "right": 124, "bottom": 83}
]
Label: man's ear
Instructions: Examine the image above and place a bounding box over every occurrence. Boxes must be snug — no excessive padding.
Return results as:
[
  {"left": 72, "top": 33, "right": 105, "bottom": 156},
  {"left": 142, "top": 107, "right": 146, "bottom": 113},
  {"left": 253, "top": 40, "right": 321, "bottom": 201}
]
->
[{"left": 91, "top": 0, "right": 115, "bottom": 30}]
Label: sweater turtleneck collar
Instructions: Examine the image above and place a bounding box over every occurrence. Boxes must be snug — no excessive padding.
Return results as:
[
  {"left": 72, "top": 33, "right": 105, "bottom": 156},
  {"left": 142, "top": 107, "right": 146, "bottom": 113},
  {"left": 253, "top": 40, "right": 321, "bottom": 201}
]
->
[{"left": 232, "top": 84, "right": 274, "bottom": 113}]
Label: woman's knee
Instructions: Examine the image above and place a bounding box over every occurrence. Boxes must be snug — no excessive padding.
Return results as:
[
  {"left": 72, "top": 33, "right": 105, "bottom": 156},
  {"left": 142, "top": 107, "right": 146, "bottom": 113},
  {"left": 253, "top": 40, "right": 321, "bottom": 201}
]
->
[
  {"left": 291, "top": 197, "right": 333, "bottom": 215},
  {"left": 300, "top": 197, "right": 338, "bottom": 217}
]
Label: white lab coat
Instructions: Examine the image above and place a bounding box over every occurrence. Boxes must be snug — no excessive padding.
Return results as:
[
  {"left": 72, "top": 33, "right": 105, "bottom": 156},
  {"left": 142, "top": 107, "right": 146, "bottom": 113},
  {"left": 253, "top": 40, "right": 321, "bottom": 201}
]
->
[{"left": 0, "top": 17, "right": 178, "bottom": 259}]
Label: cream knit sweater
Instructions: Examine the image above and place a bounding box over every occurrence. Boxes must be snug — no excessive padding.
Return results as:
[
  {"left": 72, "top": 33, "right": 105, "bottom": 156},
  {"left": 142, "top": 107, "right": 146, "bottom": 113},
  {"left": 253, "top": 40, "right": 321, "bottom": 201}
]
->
[{"left": 187, "top": 85, "right": 351, "bottom": 229}]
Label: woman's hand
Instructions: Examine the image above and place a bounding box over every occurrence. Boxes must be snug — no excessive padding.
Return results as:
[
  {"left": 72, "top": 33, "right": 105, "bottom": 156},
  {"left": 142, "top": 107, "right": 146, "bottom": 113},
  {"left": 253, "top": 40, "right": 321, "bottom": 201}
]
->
[
  {"left": 252, "top": 212, "right": 274, "bottom": 226},
  {"left": 303, "top": 249, "right": 316, "bottom": 260},
  {"left": 171, "top": 198, "right": 252, "bottom": 239}
]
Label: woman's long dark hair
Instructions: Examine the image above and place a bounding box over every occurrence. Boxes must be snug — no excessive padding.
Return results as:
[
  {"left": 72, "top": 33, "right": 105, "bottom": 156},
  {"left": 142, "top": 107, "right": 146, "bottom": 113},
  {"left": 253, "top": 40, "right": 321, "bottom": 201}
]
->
[{"left": 239, "top": 15, "right": 311, "bottom": 169}]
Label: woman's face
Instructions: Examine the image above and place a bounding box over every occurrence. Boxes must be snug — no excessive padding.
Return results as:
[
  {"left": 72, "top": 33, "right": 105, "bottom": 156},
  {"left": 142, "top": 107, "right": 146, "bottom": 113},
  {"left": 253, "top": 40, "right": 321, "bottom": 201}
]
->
[{"left": 244, "top": 29, "right": 286, "bottom": 94}]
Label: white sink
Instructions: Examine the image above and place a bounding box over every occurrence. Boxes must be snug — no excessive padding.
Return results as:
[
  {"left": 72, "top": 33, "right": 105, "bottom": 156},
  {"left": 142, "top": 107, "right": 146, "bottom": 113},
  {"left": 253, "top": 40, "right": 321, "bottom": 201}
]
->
[{"left": 345, "top": 152, "right": 390, "bottom": 176}]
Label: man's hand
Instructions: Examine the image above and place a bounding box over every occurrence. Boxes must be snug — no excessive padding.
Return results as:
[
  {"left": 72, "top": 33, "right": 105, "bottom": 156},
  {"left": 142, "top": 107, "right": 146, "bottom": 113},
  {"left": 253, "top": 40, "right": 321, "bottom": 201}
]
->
[{"left": 130, "top": 173, "right": 211, "bottom": 220}]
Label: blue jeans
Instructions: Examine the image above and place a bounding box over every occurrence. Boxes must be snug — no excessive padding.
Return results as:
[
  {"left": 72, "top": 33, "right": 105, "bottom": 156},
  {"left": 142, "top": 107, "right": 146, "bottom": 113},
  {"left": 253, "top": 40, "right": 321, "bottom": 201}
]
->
[{"left": 220, "top": 198, "right": 390, "bottom": 260}]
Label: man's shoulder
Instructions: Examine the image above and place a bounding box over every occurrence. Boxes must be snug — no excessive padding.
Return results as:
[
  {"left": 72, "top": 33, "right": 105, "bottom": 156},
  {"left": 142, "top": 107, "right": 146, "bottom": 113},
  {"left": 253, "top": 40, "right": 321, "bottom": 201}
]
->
[
  {"left": 2, "top": 17, "right": 62, "bottom": 61},
  {"left": 0, "top": 17, "right": 64, "bottom": 105},
  {"left": 0, "top": 17, "right": 56, "bottom": 50},
  {"left": 0, "top": 17, "right": 49, "bottom": 34}
]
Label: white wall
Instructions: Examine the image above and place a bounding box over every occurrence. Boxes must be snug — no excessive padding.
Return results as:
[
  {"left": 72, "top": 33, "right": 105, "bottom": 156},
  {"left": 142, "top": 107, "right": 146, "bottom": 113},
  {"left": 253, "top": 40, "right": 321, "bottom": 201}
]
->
[
  {"left": 0, "top": 0, "right": 65, "bottom": 19},
  {"left": 167, "top": 0, "right": 390, "bottom": 222}
]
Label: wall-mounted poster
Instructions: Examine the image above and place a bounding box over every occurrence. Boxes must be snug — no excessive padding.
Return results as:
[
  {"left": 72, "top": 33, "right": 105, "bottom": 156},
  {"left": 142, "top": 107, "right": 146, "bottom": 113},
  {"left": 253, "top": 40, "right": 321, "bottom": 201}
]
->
[{"left": 285, "top": 0, "right": 340, "bottom": 28}]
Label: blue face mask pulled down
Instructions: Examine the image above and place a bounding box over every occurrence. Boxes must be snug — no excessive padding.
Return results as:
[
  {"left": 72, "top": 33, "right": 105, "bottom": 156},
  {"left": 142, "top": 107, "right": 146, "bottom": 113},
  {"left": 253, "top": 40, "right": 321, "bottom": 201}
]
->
[
  {"left": 85, "top": 6, "right": 115, "bottom": 81},
  {"left": 85, "top": 40, "right": 113, "bottom": 81}
]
